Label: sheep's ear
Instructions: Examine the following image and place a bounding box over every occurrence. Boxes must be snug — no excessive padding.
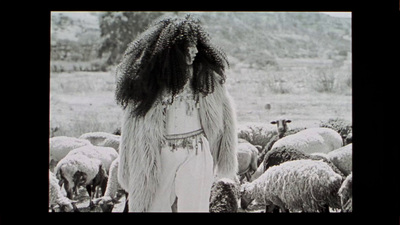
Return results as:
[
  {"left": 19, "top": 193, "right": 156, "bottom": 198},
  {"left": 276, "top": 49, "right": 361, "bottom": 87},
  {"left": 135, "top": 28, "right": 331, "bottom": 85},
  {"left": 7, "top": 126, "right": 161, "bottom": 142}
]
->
[
  {"left": 99, "top": 165, "right": 104, "bottom": 173},
  {"left": 270, "top": 121, "right": 277, "bottom": 124},
  {"left": 285, "top": 120, "right": 291, "bottom": 123}
]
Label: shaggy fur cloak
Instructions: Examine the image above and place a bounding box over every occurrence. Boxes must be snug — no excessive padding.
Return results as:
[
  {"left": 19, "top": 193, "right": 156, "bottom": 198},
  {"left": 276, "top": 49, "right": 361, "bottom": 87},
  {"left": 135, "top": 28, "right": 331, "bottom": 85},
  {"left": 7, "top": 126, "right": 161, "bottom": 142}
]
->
[{"left": 118, "top": 73, "right": 238, "bottom": 212}]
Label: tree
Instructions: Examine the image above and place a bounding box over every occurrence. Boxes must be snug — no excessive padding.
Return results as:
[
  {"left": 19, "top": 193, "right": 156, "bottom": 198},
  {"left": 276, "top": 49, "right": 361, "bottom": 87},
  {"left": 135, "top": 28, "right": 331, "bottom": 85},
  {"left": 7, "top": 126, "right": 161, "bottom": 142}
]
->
[{"left": 98, "top": 12, "right": 165, "bottom": 65}]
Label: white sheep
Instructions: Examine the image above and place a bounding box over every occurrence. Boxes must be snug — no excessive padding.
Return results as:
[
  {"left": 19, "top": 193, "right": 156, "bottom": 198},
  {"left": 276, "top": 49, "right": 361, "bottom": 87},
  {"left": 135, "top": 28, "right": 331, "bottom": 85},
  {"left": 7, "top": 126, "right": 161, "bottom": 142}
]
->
[
  {"left": 327, "top": 143, "right": 352, "bottom": 176},
  {"left": 241, "top": 159, "right": 343, "bottom": 213},
  {"left": 54, "top": 154, "right": 108, "bottom": 202},
  {"left": 49, "top": 136, "right": 92, "bottom": 172},
  {"left": 271, "top": 127, "right": 343, "bottom": 155},
  {"left": 338, "top": 172, "right": 352, "bottom": 212},
  {"left": 67, "top": 145, "right": 118, "bottom": 174},
  {"left": 49, "top": 170, "right": 77, "bottom": 212},
  {"left": 237, "top": 142, "right": 259, "bottom": 182},
  {"left": 79, "top": 132, "right": 121, "bottom": 153}
]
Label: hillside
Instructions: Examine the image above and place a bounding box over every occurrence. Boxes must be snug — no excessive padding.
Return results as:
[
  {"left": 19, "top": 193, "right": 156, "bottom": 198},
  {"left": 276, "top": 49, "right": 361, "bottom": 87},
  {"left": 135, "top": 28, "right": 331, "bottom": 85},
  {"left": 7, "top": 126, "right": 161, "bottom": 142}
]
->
[
  {"left": 51, "top": 12, "right": 351, "bottom": 68},
  {"left": 193, "top": 12, "right": 351, "bottom": 67}
]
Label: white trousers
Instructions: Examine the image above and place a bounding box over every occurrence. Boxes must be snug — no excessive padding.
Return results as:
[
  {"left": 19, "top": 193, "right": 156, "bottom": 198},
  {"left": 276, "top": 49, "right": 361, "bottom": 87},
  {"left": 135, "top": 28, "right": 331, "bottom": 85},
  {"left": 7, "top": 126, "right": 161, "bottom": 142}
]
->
[{"left": 148, "top": 134, "right": 214, "bottom": 212}]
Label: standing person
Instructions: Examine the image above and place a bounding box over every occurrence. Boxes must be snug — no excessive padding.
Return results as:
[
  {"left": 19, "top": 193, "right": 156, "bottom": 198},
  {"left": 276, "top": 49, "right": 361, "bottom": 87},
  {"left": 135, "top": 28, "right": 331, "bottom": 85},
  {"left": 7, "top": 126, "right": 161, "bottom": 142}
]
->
[{"left": 115, "top": 14, "right": 238, "bottom": 212}]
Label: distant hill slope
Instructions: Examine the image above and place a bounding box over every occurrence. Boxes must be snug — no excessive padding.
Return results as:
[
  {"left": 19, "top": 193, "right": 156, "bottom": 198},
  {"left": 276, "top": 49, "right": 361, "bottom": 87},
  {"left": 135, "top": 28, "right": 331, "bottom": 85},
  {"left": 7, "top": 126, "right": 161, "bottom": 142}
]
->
[
  {"left": 193, "top": 12, "right": 351, "bottom": 63},
  {"left": 51, "top": 12, "right": 351, "bottom": 66}
]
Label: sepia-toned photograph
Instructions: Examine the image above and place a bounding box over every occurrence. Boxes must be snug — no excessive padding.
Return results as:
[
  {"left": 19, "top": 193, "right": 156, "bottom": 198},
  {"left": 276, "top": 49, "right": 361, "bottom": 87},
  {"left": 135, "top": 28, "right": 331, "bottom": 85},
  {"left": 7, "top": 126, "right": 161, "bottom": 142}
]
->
[{"left": 49, "top": 11, "right": 352, "bottom": 213}]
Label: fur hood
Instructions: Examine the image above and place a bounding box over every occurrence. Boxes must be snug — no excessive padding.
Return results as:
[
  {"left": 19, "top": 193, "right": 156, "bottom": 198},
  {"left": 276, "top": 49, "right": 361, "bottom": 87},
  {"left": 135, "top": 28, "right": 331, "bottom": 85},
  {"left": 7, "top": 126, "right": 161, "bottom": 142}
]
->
[{"left": 118, "top": 75, "right": 238, "bottom": 212}]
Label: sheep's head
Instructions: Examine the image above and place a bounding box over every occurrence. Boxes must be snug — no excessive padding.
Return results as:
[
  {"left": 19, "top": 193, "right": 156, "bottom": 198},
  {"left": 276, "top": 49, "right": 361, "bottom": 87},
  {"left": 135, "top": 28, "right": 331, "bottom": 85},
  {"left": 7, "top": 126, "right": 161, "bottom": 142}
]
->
[
  {"left": 59, "top": 200, "right": 79, "bottom": 212},
  {"left": 72, "top": 171, "right": 87, "bottom": 195},
  {"left": 344, "top": 132, "right": 352, "bottom": 145},
  {"left": 94, "top": 195, "right": 121, "bottom": 212},
  {"left": 271, "top": 119, "right": 291, "bottom": 138},
  {"left": 239, "top": 183, "right": 254, "bottom": 210}
]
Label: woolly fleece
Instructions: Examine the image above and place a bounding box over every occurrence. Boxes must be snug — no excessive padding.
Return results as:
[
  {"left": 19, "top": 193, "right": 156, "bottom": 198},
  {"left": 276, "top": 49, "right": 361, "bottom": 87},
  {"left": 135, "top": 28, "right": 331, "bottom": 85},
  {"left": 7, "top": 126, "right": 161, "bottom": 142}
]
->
[
  {"left": 68, "top": 145, "right": 118, "bottom": 173},
  {"left": 103, "top": 158, "right": 121, "bottom": 198},
  {"left": 49, "top": 136, "right": 92, "bottom": 171},
  {"left": 338, "top": 172, "right": 352, "bottom": 212},
  {"left": 271, "top": 127, "right": 343, "bottom": 154},
  {"left": 79, "top": 132, "right": 121, "bottom": 153},
  {"left": 243, "top": 159, "right": 343, "bottom": 212},
  {"left": 327, "top": 143, "right": 352, "bottom": 176},
  {"left": 237, "top": 142, "right": 258, "bottom": 175}
]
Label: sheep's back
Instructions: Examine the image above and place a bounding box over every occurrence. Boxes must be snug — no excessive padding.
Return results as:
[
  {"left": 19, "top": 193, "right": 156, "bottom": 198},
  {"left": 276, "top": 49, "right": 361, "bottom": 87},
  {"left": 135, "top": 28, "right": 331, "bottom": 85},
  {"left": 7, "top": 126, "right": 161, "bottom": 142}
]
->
[
  {"left": 327, "top": 144, "right": 352, "bottom": 176},
  {"left": 67, "top": 145, "right": 118, "bottom": 172},
  {"left": 263, "top": 147, "right": 308, "bottom": 172},
  {"left": 312, "top": 127, "right": 343, "bottom": 150},
  {"left": 260, "top": 159, "right": 343, "bottom": 212},
  {"left": 271, "top": 128, "right": 342, "bottom": 154},
  {"left": 79, "top": 132, "right": 121, "bottom": 152},
  {"left": 50, "top": 136, "right": 92, "bottom": 162}
]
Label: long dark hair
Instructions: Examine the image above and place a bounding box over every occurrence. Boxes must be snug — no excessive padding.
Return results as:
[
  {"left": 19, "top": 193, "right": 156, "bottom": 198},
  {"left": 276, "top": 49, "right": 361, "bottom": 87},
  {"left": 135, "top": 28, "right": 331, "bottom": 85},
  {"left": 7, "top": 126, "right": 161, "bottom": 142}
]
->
[{"left": 115, "top": 14, "right": 229, "bottom": 117}]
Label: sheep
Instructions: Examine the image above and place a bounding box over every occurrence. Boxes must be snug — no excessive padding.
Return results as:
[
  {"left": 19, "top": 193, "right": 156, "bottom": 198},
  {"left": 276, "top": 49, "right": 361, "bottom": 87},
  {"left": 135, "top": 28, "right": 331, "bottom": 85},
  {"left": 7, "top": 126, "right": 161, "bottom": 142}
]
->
[
  {"left": 93, "top": 158, "right": 127, "bottom": 212},
  {"left": 237, "top": 123, "right": 276, "bottom": 152},
  {"left": 270, "top": 127, "right": 343, "bottom": 155},
  {"left": 250, "top": 146, "right": 345, "bottom": 182},
  {"left": 259, "top": 119, "right": 306, "bottom": 167},
  {"left": 338, "top": 172, "right": 352, "bottom": 212},
  {"left": 240, "top": 159, "right": 343, "bottom": 213},
  {"left": 79, "top": 132, "right": 121, "bottom": 153},
  {"left": 65, "top": 145, "right": 118, "bottom": 202},
  {"left": 67, "top": 145, "right": 118, "bottom": 174},
  {"left": 209, "top": 178, "right": 239, "bottom": 213},
  {"left": 49, "top": 170, "right": 78, "bottom": 212},
  {"left": 319, "top": 118, "right": 352, "bottom": 145},
  {"left": 49, "top": 136, "right": 92, "bottom": 172},
  {"left": 327, "top": 143, "right": 352, "bottom": 176},
  {"left": 237, "top": 142, "right": 259, "bottom": 182},
  {"left": 54, "top": 154, "right": 108, "bottom": 205}
]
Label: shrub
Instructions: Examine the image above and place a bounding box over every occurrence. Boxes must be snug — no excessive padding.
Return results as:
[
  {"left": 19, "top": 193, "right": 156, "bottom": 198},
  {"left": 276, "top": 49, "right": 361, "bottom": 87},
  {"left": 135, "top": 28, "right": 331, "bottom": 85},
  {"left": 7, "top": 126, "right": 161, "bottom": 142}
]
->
[
  {"left": 238, "top": 124, "right": 276, "bottom": 150},
  {"left": 319, "top": 118, "right": 352, "bottom": 144},
  {"left": 265, "top": 74, "right": 291, "bottom": 94},
  {"left": 310, "top": 68, "right": 336, "bottom": 93}
]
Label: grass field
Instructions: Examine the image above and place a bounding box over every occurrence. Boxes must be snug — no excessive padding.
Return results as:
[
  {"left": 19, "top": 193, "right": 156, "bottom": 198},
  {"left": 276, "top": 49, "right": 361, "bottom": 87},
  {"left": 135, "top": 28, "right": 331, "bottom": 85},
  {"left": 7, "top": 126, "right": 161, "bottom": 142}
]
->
[{"left": 49, "top": 58, "right": 351, "bottom": 138}]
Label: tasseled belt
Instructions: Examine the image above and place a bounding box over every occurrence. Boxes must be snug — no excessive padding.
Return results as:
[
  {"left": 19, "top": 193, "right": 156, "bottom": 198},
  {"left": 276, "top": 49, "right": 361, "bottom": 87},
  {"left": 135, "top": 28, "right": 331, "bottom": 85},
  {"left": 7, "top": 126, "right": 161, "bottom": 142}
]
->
[{"left": 162, "top": 129, "right": 205, "bottom": 154}]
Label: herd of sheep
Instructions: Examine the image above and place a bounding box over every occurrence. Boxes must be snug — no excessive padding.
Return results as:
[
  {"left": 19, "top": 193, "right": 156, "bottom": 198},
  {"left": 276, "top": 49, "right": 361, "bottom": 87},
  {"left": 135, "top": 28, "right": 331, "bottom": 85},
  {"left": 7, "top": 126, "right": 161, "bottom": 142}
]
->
[{"left": 49, "top": 118, "right": 352, "bottom": 213}]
